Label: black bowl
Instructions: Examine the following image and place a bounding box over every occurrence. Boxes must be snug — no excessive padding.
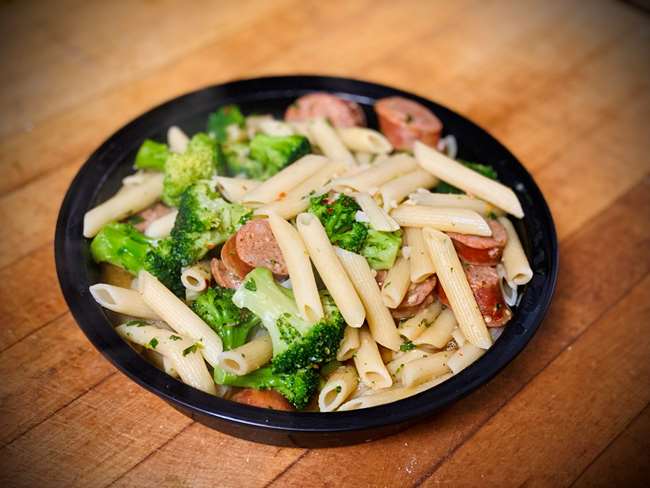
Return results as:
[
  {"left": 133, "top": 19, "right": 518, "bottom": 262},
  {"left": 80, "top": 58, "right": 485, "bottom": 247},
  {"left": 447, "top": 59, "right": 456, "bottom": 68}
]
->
[{"left": 55, "top": 75, "right": 558, "bottom": 447}]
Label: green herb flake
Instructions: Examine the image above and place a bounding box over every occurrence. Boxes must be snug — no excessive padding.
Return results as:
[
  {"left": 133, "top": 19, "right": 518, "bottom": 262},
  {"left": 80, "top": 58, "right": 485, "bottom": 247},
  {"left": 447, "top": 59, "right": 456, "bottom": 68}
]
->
[
  {"left": 244, "top": 278, "right": 257, "bottom": 292},
  {"left": 335, "top": 385, "right": 342, "bottom": 393},
  {"left": 487, "top": 211, "right": 498, "bottom": 220},
  {"left": 400, "top": 340, "right": 416, "bottom": 352},
  {"left": 169, "top": 335, "right": 182, "bottom": 341},
  {"left": 126, "top": 319, "right": 147, "bottom": 328},
  {"left": 147, "top": 337, "right": 159, "bottom": 350},
  {"left": 182, "top": 343, "right": 200, "bottom": 356}
]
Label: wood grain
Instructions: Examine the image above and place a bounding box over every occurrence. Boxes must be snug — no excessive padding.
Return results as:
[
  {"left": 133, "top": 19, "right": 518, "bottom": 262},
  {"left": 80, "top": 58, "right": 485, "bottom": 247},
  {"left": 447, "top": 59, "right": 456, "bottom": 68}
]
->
[{"left": 0, "top": 1, "right": 648, "bottom": 486}]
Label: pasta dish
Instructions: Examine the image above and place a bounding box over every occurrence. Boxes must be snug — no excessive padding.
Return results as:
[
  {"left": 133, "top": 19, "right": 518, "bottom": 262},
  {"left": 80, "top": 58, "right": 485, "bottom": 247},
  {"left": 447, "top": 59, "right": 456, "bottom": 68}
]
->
[{"left": 84, "top": 92, "right": 532, "bottom": 412}]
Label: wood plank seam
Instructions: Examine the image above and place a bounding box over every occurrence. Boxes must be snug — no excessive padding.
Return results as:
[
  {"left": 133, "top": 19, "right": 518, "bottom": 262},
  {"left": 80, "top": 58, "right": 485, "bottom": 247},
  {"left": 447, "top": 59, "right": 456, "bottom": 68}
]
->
[
  {"left": 261, "top": 449, "right": 311, "bottom": 488},
  {"left": 567, "top": 401, "right": 650, "bottom": 487},
  {"left": 0, "top": 309, "right": 68, "bottom": 355},
  {"left": 409, "top": 270, "right": 650, "bottom": 488},
  {"left": 103, "top": 420, "right": 195, "bottom": 488}
]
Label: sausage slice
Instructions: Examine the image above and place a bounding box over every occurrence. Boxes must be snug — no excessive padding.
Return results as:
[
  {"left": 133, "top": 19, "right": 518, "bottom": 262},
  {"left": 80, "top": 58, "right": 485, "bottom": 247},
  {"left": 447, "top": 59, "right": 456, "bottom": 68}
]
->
[
  {"left": 285, "top": 92, "right": 366, "bottom": 128},
  {"left": 221, "top": 234, "right": 253, "bottom": 279},
  {"left": 374, "top": 96, "right": 443, "bottom": 151},
  {"left": 436, "top": 265, "right": 512, "bottom": 327},
  {"left": 447, "top": 220, "right": 508, "bottom": 266},
  {"left": 210, "top": 258, "right": 242, "bottom": 290},
  {"left": 235, "top": 219, "right": 288, "bottom": 275},
  {"left": 230, "top": 388, "right": 294, "bottom": 411},
  {"left": 399, "top": 276, "right": 437, "bottom": 308},
  {"left": 133, "top": 203, "right": 172, "bottom": 233},
  {"left": 391, "top": 293, "right": 435, "bottom": 320}
]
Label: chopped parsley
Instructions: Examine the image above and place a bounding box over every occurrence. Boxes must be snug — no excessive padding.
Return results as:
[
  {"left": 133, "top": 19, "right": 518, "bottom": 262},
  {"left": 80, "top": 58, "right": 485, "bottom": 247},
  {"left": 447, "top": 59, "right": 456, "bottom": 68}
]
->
[
  {"left": 169, "top": 335, "right": 182, "bottom": 341},
  {"left": 182, "top": 343, "right": 201, "bottom": 356},
  {"left": 335, "top": 385, "right": 342, "bottom": 393},
  {"left": 126, "top": 319, "right": 147, "bottom": 328},
  {"left": 487, "top": 211, "right": 498, "bottom": 220},
  {"left": 146, "top": 337, "right": 159, "bottom": 350},
  {"left": 400, "top": 337, "right": 416, "bottom": 352},
  {"left": 244, "top": 278, "right": 257, "bottom": 292}
]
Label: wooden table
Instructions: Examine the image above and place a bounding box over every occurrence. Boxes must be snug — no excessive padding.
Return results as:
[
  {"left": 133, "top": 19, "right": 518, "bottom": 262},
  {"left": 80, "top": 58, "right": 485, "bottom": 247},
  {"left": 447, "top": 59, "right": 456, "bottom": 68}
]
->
[{"left": 1, "top": 1, "right": 648, "bottom": 486}]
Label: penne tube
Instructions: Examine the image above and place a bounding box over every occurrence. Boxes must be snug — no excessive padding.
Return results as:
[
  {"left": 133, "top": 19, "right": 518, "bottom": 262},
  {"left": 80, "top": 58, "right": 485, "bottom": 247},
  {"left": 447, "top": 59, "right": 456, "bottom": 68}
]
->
[
  {"left": 337, "top": 326, "right": 361, "bottom": 361},
  {"left": 386, "top": 348, "right": 430, "bottom": 376},
  {"left": 400, "top": 351, "right": 452, "bottom": 387},
  {"left": 217, "top": 334, "right": 272, "bottom": 376},
  {"left": 354, "top": 192, "right": 400, "bottom": 232},
  {"left": 353, "top": 328, "right": 393, "bottom": 390},
  {"left": 116, "top": 323, "right": 215, "bottom": 395},
  {"left": 83, "top": 172, "right": 164, "bottom": 237},
  {"left": 397, "top": 300, "right": 443, "bottom": 341},
  {"left": 408, "top": 190, "right": 500, "bottom": 216},
  {"left": 144, "top": 209, "right": 177, "bottom": 238},
  {"left": 89, "top": 283, "right": 159, "bottom": 320},
  {"left": 414, "top": 141, "right": 524, "bottom": 218},
  {"left": 242, "top": 155, "right": 327, "bottom": 205},
  {"left": 378, "top": 169, "right": 438, "bottom": 211},
  {"left": 267, "top": 212, "right": 323, "bottom": 322},
  {"left": 499, "top": 217, "right": 533, "bottom": 285},
  {"left": 391, "top": 205, "right": 492, "bottom": 236},
  {"left": 336, "top": 127, "right": 393, "bottom": 154},
  {"left": 138, "top": 270, "right": 223, "bottom": 366},
  {"left": 451, "top": 326, "right": 466, "bottom": 348},
  {"left": 257, "top": 118, "right": 295, "bottom": 137},
  {"left": 167, "top": 126, "right": 189, "bottom": 153},
  {"left": 447, "top": 342, "right": 486, "bottom": 374},
  {"left": 380, "top": 256, "right": 411, "bottom": 309},
  {"left": 354, "top": 152, "right": 373, "bottom": 165},
  {"left": 145, "top": 349, "right": 180, "bottom": 378},
  {"left": 309, "top": 118, "right": 355, "bottom": 165},
  {"left": 413, "top": 308, "right": 457, "bottom": 348},
  {"left": 404, "top": 227, "right": 435, "bottom": 282},
  {"left": 318, "top": 365, "right": 359, "bottom": 412},
  {"left": 422, "top": 228, "right": 492, "bottom": 349},
  {"left": 180, "top": 261, "right": 212, "bottom": 293},
  {"left": 331, "top": 153, "right": 417, "bottom": 192},
  {"left": 254, "top": 160, "right": 347, "bottom": 219},
  {"left": 335, "top": 247, "right": 402, "bottom": 351},
  {"left": 214, "top": 176, "right": 261, "bottom": 203},
  {"left": 296, "top": 213, "right": 365, "bottom": 327}
]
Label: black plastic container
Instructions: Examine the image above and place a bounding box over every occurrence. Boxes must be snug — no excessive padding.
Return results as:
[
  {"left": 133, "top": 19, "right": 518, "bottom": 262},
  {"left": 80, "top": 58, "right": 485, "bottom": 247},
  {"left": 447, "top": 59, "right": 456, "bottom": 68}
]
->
[{"left": 55, "top": 75, "right": 558, "bottom": 447}]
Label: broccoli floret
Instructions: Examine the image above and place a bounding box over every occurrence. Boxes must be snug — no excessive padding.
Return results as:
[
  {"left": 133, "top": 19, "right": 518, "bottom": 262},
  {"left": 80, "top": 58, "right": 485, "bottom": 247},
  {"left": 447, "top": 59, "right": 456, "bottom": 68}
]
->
[
  {"left": 162, "top": 133, "right": 217, "bottom": 206},
  {"left": 170, "top": 180, "right": 251, "bottom": 266},
  {"left": 232, "top": 268, "right": 345, "bottom": 373},
  {"left": 214, "top": 366, "right": 318, "bottom": 409},
  {"left": 134, "top": 139, "right": 169, "bottom": 171},
  {"left": 218, "top": 142, "right": 259, "bottom": 178},
  {"left": 192, "top": 286, "right": 260, "bottom": 351},
  {"left": 248, "top": 134, "right": 311, "bottom": 179},
  {"left": 308, "top": 193, "right": 368, "bottom": 252},
  {"left": 90, "top": 223, "right": 183, "bottom": 295},
  {"left": 360, "top": 229, "right": 402, "bottom": 270},
  {"left": 435, "top": 160, "right": 498, "bottom": 194},
  {"left": 207, "top": 105, "right": 245, "bottom": 143}
]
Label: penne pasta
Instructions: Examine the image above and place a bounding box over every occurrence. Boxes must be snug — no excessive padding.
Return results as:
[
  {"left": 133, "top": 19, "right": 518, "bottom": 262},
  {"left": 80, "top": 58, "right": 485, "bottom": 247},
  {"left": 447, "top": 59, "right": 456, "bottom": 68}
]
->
[
  {"left": 89, "top": 283, "right": 159, "bottom": 320},
  {"left": 354, "top": 192, "right": 400, "bottom": 232},
  {"left": 380, "top": 256, "right": 411, "bottom": 309},
  {"left": 413, "top": 307, "right": 457, "bottom": 348},
  {"left": 447, "top": 342, "right": 486, "bottom": 374},
  {"left": 397, "top": 300, "right": 443, "bottom": 341},
  {"left": 167, "top": 126, "right": 189, "bottom": 153},
  {"left": 115, "top": 323, "right": 215, "bottom": 394},
  {"left": 400, "top": 351, "right": 452, "bottom": 387},
  {"left": 353, "top": 328, "right": 393, "bottom": 390},
  {"left": 451, "top": 326, "right": 466, "bottom": 348},
  {"left": 335, "top": 247, "right": 402, "bottom": 351},
  {"left": 318, "top": 365, "right": 359, "bottom": 412},
  {"left": 257, "top": 118, "right": 295, "bottom": 137},
  {"left": 331, "top": 153, "right": 417, "bottom": 193},
  {"left": 386, "top": 348, "right": 430, "bottom": 376},
  {"left": 408, "top": 190, "right": 500, "bottom": 216},
  {"left": 309, "top": 118, "right": 356, "bottom": 165},
  {"left": 296, "top": 213, "right": 365, "bottom": 327},
  {"left": 254, "top": 160, "right": 347, "bottom": 219},
  {"left": 138, "top": 270, "right": 223, "bottom": 366},
  {"left": 422, "top": 228, "right": 492, "bottom": 349},
  {"left": 414, "top": 141, "right": 524, "bottom": 218},
  {"left": 83, "top": 172, "right": 164, "bottom": 237},
  {"left": 336, "top": 127, "right": 393, "bottom": 154},
  {"left": 337, "top": 326, "right": 361, "bottom": 361},
  {"left": 404, "top": 227, "right": 435, "bottom": 282},
  {"left": 391, "top": 205, "right": 492, "bottom": 236},
  {"left": 180, "top": 261, "right": 212, "bottom": 293},
  {"left": 499, "top": 217, "right": 533, "bottom": 285},
  {"left": 144, "top": 209, "right": 177, "bottom": 238},
  {"left": 214, "top": 176, "right": 261, "bottom": 203},
  {"left": 267, "top": 212, "right": 323, "bottom": 322},
  {"left": 217, "top": 334, "right": 272, "bottom": 376},
  {"left": 354, "top": 151, "right": 373, "bottom": 165},
  {"left": 242, "top": 155, "right": 327, "bottom": 205},
  {"left": 378, "top": 169, "right": 438, "bottom": 211}
]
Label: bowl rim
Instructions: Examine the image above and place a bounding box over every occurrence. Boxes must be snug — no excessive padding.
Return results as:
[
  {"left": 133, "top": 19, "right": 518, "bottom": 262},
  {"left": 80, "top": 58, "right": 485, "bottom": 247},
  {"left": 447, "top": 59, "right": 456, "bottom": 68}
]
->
[{"left": 55, "top": 74, "right": 559, "bottom": 435}]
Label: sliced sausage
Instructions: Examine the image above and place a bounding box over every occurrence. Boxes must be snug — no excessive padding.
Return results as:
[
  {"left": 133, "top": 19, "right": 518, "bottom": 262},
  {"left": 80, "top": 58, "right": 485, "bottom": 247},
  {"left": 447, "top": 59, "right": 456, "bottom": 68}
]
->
[
  {"left": 391, "top": 293, "right": 435, "bottom": 320},
  {"left": 133, "top": 203, "right": 172, "bottom": 233},
  {"left": 235, "top": 219, "right": 288, "bottom": 275},
  {"left": 399, "top": 276, "right": 437, "bottom": 308},
  {"left": 211, "top": 258, "right": 242, "bottom": 290},
  {"left": 285, "top": 92, "right": 366, "bottom": 128},
  {"left": 230, "top": 388, "right": 294, "bottom": 411},
  {"left": 436, "top": 265, "right": 512, "bottom": 327},
  {"left": 447, "top": 220, "right": 508, "bottom": 266},
  {"left": 374, "top": 96, "right": 443, "bottom": 151},
  {"left": 221, "top": 234, "right": 253, "bottom": 279}
]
